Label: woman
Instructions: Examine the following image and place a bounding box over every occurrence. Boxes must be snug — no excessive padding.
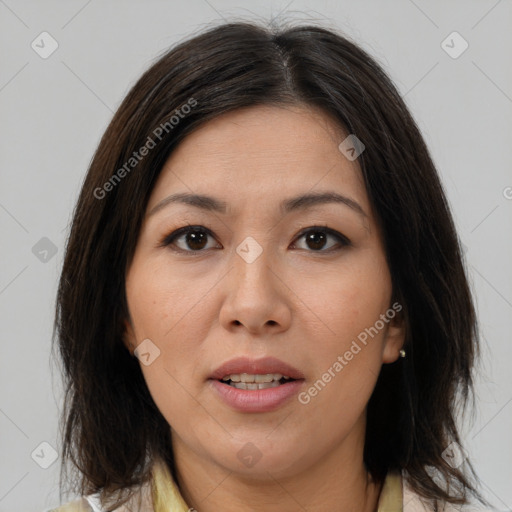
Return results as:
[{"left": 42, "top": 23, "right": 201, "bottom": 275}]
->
[{"left": 50, "top": 19, "right": 493, "bottom": 512}]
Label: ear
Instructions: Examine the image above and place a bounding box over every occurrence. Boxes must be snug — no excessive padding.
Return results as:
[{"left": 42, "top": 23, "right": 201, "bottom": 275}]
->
[{"left": 381, "top": 307, "right": 406, "bottom": 364}]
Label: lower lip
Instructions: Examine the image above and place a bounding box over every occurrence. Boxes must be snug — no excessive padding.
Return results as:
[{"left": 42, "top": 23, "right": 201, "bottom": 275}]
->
[{"left": 209, "top": 379, "right": 304, "bottom": 413}]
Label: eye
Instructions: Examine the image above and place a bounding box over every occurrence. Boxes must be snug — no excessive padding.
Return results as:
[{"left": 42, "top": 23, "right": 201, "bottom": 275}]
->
[
  {"left": 159, "top": 225, "right": 351, "bottom": 254},
  {"left": 159, "top": 225, "right": 221, "bottom": 253},
  {"left": 291, "top": 226, "right": 351, "bottom": 252}
]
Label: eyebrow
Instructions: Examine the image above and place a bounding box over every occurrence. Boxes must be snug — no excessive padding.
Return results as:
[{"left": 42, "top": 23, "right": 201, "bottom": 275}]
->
[{"left": 147, "top": 191, "right": 367, "bottom": 219}]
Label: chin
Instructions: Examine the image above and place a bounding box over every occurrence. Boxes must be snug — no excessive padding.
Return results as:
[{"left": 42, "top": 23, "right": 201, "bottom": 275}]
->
[{"left": 208, "top": 437, "right": 309, "bottom": 480}]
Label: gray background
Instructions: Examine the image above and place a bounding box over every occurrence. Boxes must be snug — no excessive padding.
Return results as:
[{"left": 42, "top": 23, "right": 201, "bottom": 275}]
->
[{"left": 0, "top": 1, "right": 511, "bottom": 511}]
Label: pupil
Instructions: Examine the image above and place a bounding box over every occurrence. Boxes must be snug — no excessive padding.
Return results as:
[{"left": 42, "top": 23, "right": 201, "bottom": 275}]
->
[
  {"left": 187, "top": 230, "right": 207, "bottom": 250},
  {"left": 307, "top": 231, "right": 326, "bottom": 250}
]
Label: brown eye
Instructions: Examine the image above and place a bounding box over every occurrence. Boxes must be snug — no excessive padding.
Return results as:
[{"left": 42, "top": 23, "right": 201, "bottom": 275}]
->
[
  {"left": 292, "top": 227, "right": 350, "bottom": 252},
  {"left": 181, "top": 229, "right": 209, "bottom": 250},
  {"left": 305, "top": 231, "right": 328, "bottom": 250},
  {"left": 160, "top": 226, "right": 220, "bottom": 252},
  {"left": 160, "top": 225, "right": 350, "bottom": 255}
]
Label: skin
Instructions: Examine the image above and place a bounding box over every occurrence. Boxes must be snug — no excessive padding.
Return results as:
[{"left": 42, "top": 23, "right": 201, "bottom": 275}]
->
[{"left": 123, "top": 104, "right": 405, "bottom": 512}]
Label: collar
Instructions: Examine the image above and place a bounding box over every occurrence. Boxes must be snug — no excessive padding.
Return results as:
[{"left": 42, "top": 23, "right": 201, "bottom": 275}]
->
[{"left": 378, "top": 471, "right": 403, "bottom": 511}]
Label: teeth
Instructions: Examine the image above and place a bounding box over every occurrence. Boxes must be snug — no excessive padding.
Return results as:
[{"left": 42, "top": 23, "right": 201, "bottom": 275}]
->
[
  {"left": 254, "top": 374, "right": 273, "bottom": 383},
  {"left": 231, "top": 381, "right": 282, "bottom": 390},
  {"left": 221, "top": 373, "right": 290, "bottom": 383}
]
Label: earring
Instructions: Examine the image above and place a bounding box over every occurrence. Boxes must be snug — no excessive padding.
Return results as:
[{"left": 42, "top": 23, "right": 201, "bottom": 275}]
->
[{"left": 399, "top": 349, "right": 406, "bottom": 358}]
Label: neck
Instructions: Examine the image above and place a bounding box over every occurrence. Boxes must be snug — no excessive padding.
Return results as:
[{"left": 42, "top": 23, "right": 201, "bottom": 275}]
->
[{"left": 171, "top": 421, "right": 384, "bottom": 512}]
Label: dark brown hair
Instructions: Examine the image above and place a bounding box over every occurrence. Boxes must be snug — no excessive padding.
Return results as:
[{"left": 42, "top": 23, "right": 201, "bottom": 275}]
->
[{"left": 53, "top": 19, "right": 489, "bottom": 509}]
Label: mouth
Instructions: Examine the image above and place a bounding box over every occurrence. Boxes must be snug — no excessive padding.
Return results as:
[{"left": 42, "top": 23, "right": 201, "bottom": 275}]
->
[{"left": 208, "top": 357, "right": 305, "bottom": 412}]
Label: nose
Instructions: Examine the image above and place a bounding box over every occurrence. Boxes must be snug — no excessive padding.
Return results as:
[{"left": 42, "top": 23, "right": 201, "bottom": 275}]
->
[{"left": 218, "top": 238, "right": 292, "bottom": 336}]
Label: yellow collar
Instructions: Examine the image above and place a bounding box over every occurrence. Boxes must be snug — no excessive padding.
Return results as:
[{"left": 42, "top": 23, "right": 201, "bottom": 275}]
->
[{"left": 377, "top": 471, "right": 403, "bottom": 511}]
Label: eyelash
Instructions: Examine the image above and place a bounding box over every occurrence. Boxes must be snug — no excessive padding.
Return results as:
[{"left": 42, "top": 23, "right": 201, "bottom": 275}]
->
[{"left": 158, "top": 224, "right": 351, "bottom": 254}]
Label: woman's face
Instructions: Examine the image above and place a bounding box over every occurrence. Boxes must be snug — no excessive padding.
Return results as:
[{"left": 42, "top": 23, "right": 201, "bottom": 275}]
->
[{"left": 124, "top": 104, "right": 405, "bottom": 479}]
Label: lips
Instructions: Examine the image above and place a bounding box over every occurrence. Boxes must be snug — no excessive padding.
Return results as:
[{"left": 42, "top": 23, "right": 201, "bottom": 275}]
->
[
  {"left": 209, "top": 356, "right": 305, "bottom": 381},
  {"left": 208, "top": 357, "right": 306, "bottom": 412}
]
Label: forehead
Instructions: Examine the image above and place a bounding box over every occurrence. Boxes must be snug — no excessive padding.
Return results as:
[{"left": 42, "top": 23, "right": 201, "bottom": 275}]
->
[{"left": 147, "top": 104, "right": 369, "bottom": 215}]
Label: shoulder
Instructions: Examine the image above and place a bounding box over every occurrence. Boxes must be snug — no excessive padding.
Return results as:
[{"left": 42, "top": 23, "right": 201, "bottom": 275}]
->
[
  {"left": 46, "top": 479, "right": 154, "bottom": 512},
  {"left": 402, "top": 474, "right": 497, "bottom": 512}
]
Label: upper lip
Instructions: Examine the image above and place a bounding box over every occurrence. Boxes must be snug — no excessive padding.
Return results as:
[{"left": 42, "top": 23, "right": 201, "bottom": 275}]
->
[{"left": 209, "top": 356, "right": 305, "bottom": 380}]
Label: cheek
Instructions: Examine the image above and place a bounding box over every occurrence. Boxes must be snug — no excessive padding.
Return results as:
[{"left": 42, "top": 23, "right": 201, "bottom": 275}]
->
[
  {"left": 126, "top": 255, "right": 217, "bottom": 343},
  {"left": 296, "top": 257, "right": 391, "bottom": 348},
  {"left": 139, "top": 361, "right": 201, "bottom": 440},
  {"left": 294, "top": 255, "right": 391, "bottom": 408},
  {"left": 126, "top": 258, "right": 214, "bottom": 415}
]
